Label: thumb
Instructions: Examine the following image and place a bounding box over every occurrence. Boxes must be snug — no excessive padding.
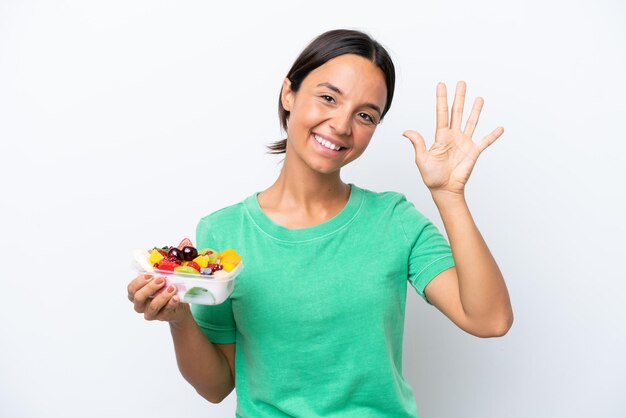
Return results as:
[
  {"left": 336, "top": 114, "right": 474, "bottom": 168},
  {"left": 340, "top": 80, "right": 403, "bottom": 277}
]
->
[{"left": 402, "top": 130, "right": 427, "bottom": 162}]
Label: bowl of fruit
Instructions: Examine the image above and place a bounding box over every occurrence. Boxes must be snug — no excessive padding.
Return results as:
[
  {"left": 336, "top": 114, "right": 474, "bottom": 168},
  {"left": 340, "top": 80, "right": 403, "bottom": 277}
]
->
[{"left": 133, "top": 238, "right": 243, "bottom": 305}]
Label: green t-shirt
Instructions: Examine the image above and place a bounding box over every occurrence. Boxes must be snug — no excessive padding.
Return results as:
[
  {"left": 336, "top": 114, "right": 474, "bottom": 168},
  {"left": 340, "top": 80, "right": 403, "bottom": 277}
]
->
[{"left": 191, "top": 184, "right": 455, "bottom": 417}]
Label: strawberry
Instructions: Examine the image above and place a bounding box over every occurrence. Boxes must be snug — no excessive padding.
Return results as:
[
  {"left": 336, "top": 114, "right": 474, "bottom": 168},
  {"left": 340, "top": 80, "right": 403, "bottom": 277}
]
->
[{"left": 156, "top": 257, "right": 181, "bottom": 271}]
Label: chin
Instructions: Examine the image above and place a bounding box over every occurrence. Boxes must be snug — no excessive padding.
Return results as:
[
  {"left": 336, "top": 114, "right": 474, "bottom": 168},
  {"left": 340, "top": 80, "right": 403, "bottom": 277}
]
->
[
  {"left": 311, "top": 165, "right": 341, "bottom": 175},
  {"left": 306, "top": 160, "right": 343, "bottom": 175}
]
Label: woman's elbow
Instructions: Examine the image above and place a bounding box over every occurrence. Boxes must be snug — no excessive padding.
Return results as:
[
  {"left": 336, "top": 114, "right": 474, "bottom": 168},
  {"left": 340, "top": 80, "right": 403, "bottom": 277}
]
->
[
  {"left": 199, "top": 391, "right": 227, "bottom": 404},
  {"left": 467, "top": 311, "right": 514, "bottom": 338},
  {"left": 197, "top": 385, "right": 234, "bottom": 404},
  {"left": 482, "top": 312, "right": 514, "bottom": 338},
  {"left": 491, "top": 313, "right": 514, "bottom": 337}
]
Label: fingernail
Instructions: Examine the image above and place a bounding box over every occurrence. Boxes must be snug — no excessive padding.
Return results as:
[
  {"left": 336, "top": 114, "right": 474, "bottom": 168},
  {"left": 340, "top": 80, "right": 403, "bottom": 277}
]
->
[
  {"left": 144, "top": 275, "right": 153, "bottom": 281},
  {"left": 155, "top": 278, "right": 164, "bottom": 285},
  {"left": 167, "top": 285, "right": 176, "bottom": 293}
]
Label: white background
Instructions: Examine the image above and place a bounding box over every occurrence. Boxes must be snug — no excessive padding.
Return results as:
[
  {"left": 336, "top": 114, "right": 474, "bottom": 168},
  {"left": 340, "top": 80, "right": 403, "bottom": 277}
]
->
[{"left": 1, "top": 1, "right": 625, "bottom": 417}]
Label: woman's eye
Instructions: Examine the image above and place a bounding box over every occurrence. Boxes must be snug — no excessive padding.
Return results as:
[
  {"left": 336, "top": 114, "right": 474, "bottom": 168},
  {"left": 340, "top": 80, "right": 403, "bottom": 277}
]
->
[
  {"left": 321, "top": 95, "right": 335, "bottom": 103},
  {"left": 359, "top": 112, "right": 375, "bottom": 124}
]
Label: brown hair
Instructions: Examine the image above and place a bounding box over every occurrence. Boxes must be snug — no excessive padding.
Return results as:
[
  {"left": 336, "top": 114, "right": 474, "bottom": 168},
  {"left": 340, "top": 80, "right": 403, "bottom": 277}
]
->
[{"left": 267, "top": 29, "right": 396, "bottom": 154}]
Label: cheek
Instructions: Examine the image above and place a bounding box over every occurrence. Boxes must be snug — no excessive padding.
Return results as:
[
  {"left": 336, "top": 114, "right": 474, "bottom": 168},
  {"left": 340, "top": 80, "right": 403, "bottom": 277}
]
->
[
  {"left": 290, "top": 100, "right": 326, "bottom": 127},
  {"left": 354, "top": 128, "right": 375, "bottom": 147}
]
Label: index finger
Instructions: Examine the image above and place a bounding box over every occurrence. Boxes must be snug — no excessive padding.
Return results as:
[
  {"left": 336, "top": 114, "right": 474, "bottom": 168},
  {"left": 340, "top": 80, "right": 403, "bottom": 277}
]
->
[
  {"left": 436, "top": 82, "right": 449, "bottom": 131},
  {"left": 127, "top": 274, "right": 153, "bottom": 302}
]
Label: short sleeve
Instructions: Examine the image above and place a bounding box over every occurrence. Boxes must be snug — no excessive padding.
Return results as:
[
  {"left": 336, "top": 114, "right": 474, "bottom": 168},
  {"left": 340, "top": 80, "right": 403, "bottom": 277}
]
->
[
  {"left": 396, "top": 195, "right": 455, "bottom": 304},
  {"left": 190, "top": 218, "right": 237, "bottom": 344}
]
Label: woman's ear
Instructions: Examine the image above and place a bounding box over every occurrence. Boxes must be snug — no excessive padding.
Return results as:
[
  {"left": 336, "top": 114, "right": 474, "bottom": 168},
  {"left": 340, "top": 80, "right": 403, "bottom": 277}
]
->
[{"left": 281, "top": 77, "right": 294, "bottom": 111}]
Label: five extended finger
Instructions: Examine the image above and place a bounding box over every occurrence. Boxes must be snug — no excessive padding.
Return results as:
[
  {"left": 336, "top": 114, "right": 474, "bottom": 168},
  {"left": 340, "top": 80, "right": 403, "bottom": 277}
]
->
[
  {"left": 464, "top": 97, "right": 484, "bottom": 138},
  {"left": 450, "top": 81, "right": 466, "bottom": 131},
  {"left": 436, "top": 82, "right": 449, "bottom": 131},
  {"left": 477, "top": 126, "right": 505, "bottom": 153}
]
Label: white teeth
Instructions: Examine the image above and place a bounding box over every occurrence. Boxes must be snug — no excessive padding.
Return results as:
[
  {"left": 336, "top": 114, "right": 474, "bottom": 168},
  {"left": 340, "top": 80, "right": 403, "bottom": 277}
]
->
[{"left": 314, "top": 134, "right": 342, "bottom": 151}]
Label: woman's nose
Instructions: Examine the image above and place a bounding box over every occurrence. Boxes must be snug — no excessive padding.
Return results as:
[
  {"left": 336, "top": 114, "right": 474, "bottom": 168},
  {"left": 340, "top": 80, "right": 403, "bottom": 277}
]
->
[{"left": 329, "top": 108, "right": 352, "bottom": 136}]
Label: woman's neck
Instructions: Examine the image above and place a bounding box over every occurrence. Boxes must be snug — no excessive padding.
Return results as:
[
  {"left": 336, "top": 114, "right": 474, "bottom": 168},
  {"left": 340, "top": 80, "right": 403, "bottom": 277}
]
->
[
  {"left": 257, "top": 150, "right": 351, "bottom": 227},
  {"left": 268, "top": 169, "right": 348, "bottom": 207}
]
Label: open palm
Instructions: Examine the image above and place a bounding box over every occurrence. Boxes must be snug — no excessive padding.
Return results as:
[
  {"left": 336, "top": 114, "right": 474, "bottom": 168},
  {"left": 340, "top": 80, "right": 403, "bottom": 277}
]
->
[{"left": 403, "top": 81, "right": 504, "bottom": 196}]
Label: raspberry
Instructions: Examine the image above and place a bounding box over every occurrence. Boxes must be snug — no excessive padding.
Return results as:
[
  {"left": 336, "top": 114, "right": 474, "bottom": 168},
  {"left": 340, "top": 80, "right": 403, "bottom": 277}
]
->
[{"left": 207, "top": 263, "right": 223, "bottom": 271}]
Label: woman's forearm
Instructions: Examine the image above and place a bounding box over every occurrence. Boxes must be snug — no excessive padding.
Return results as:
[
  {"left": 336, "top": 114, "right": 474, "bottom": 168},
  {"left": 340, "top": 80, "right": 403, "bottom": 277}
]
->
[
  {"left": 432, "top": 190, "right": 513, "bottom": 333},
  {"left": 169, "top": 307, "right": 234, "bottom": 403}
]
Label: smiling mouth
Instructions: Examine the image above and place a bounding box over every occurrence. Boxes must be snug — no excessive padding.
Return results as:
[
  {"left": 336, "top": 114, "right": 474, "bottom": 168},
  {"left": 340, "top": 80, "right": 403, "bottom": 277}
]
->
[{"left": 313, "top": 134, "right": 345, "bottom": 151}]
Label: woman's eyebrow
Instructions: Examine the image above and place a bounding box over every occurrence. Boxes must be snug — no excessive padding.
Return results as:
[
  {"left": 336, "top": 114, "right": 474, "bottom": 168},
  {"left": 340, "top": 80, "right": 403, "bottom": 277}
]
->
[{"left": 316, "top": 82, "right": 382, "bottom": 116}]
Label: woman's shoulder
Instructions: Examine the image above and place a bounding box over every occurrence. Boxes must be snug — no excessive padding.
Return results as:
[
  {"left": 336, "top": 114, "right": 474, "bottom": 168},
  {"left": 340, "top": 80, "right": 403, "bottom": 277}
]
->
[
  {"left": 197, "top": 193, "right": 254, "bottom": 228},
  {"left": 354, "top": 184, "right": 429, "bottom": 223},
  {"left": 354, "top": 184, "right": 410, "bottom": 207}
]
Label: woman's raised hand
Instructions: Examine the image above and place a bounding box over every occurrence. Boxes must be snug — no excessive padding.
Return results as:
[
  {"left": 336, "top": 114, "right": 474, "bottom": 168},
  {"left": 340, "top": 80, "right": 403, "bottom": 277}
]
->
[
  {"left": 402, "top": 81, "right": 504, "bottom": 197},
  {"left": 127, "top": 274, "right": 190, "bottom": 323}
]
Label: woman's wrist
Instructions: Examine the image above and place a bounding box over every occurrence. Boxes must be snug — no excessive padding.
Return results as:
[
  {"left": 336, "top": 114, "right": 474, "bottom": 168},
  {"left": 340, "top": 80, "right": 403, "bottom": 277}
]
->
[{"left": 430, "top": 188, "right": 467, "bottom": 209}]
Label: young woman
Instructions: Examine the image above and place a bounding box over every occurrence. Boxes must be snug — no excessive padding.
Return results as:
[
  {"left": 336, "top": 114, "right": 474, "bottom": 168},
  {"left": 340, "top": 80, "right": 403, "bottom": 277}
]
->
[{"left": 127, "top": 29, "right": 513, "bottom": 417}]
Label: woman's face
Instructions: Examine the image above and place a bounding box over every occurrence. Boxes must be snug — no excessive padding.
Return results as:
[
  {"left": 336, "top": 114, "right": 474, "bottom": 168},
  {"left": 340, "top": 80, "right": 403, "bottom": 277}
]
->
[{"left": 281, "top": 54, "right": 388, "bottom": 175}]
